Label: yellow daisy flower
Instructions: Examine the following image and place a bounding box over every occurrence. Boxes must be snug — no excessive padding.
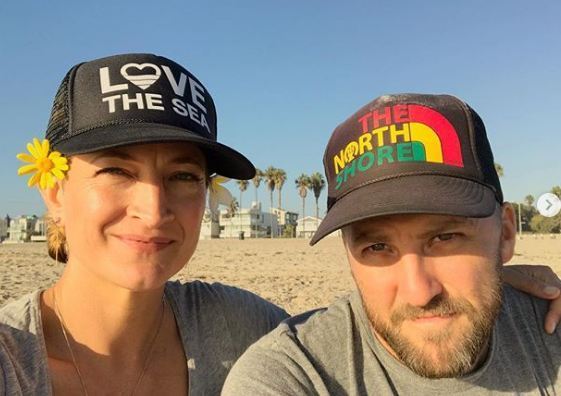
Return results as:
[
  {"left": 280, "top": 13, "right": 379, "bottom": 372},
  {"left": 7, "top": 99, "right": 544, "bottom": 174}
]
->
[
  {"left": 17, "top": 138, "right": 69, "bottom": 189},
  {"left": 208, "top": 175, "right": 234, "bottom": 213}
]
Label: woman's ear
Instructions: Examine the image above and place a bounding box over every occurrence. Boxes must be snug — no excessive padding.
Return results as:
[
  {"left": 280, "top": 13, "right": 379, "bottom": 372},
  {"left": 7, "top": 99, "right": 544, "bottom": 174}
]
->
[
  {"left": 39, "top": 181, "right": 64, "bottom": 223},
  {"left": 500, "top": 203, "right": 517, "bottom": 264}
]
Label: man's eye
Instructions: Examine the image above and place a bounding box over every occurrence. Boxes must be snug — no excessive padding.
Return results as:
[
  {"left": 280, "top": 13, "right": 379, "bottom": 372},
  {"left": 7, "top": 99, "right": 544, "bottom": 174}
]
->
[
  {"left": 95, "top": 167, "right": 130, "bottom": 177},
  {"left": 368, "top": 243, "right": 388, "bottom": 252},
  {"left": 433, "top": 233, "right": 457, "bottom": 243},
  {"left": 171, "top": 172, "right": 204, "bottom": 182}
]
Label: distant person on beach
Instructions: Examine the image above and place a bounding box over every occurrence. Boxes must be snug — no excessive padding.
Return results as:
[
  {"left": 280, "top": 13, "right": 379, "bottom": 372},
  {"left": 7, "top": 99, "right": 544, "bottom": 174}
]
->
[
  {"left": 0, "top": 53, "right": 289, "bottom": 395},
  {"left": 1, "top": 59, "right": 560, "bottom": 396},
  {"left": 223, "top": 94, "right": 561, "bottom": 394}
]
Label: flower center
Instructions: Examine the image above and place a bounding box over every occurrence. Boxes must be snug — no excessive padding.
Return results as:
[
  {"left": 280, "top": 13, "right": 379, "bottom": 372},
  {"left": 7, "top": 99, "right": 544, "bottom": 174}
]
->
[{"left": 37, "top": 158, "right": 54, "bottom": 172}]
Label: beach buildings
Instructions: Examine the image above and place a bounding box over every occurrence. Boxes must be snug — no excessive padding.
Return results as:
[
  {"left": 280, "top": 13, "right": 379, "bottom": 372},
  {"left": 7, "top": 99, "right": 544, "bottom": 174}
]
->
[
  {"left": 30, "top": 218, "right": 47, "bottom": 242},
  {"left": 200, "top": 202, "right": 298, "bottom": 239},
  {"left": 2, "top": 215, "right": 47, "bottom": 243},
  {"left": 270, "top": 208, "right": 299, "bottom": 238},
  {"left": 296, "top": 216, "right": 322, "bottom": 239},
  {"left": 6, "top": 215, "right": 38, "bottom": 242}
]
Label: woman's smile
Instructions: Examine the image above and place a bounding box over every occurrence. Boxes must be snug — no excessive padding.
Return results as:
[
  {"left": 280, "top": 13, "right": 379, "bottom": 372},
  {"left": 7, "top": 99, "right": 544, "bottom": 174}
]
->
[{"left": 114, "top": 234, "right": 175, "bottom": 253}]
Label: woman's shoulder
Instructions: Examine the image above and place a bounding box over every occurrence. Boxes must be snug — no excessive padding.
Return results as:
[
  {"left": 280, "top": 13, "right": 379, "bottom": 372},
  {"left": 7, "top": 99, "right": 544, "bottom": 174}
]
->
[
  {"left": 165, "top": 280, "right": 285, "bottom": 311},
  {"left": 0, "top": 291, "right": 50, "bottom": 394},
  {"left": 0, "top": 290, "right": 42, "bottom": 332},
  {"left": 165, "top": 280, "right": 289, "bottom": 326}
]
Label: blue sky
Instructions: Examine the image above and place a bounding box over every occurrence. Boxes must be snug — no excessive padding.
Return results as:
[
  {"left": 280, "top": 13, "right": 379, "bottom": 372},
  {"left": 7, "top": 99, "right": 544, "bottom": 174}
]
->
[{"left": 1, "top": 1, "right": 560, "bottom": 217}]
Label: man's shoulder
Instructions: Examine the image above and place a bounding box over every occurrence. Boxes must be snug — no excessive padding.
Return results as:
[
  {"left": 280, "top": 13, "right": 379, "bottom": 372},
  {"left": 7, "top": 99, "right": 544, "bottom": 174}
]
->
[
  {"left": 501, "top": 283, "right": 549, "bottom": 323},
  {"left": 250, "top": 292, "right": 357, "bottom": 355},
  {"left": 223, "top": 294, "right": 360, "bottom": 395}
]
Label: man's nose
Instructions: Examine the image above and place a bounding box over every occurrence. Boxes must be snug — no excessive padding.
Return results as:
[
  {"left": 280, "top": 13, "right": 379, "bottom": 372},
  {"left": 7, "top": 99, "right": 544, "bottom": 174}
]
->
[
  {"left": 129, "top": 181, "right": 175, "bottom": 228},
  {"left": 397, "top": 253, "right": 443, "bottom": 307}
]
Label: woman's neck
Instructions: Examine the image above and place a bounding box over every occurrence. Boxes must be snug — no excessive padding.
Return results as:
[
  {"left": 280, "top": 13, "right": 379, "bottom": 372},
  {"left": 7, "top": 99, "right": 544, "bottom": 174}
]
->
[{"left": 48, "top": 259, "right": 167, "bottom": 360}]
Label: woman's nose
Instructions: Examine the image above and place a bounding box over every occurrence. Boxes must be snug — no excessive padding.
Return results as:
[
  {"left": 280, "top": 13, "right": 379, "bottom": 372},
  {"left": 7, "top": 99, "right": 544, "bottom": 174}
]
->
[{"left": 129, "top": 181, "right": 175, "bottom": 228}]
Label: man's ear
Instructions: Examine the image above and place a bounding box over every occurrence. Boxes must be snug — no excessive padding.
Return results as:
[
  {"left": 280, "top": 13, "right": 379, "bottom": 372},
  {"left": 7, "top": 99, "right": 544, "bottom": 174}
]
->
[
  {"left": 500, "top": 203, "right": 517, "bottom": 264},
  {"left": 39, "top": 182, "right": 64, "bottom": 223}
]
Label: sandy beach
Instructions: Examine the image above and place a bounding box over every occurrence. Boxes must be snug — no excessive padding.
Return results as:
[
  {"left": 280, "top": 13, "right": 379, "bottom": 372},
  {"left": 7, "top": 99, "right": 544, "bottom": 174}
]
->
[{"left": 1, "top": 236, "right": 560, "bottom": 314}]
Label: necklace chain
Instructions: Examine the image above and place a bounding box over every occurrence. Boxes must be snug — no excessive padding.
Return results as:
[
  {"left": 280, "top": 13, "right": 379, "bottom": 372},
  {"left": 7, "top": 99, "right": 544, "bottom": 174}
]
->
[{"left": 52, "top": 290, "right": 166, "bottom": 396}]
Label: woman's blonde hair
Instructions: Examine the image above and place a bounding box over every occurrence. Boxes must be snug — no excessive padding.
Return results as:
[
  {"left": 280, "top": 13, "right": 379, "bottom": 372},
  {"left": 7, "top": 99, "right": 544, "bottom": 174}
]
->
[{"left": 46, "top": 215, "right": 68, "bottom": 263}]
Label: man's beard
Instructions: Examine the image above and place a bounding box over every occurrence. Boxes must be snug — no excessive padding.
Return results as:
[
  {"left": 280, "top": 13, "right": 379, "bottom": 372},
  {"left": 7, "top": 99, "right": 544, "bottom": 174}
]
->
[{"left": 361, "top": 258, "right": 503, "bottom": 379}]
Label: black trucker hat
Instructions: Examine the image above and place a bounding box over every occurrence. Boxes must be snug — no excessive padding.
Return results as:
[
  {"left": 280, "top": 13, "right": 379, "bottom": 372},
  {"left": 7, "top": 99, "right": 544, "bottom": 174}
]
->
[
  {"left": 310, "top": 93, "right": 503, "bottom": 245},
  {"left": 45, "top": 53, "right": 255, "bottom": 179}
]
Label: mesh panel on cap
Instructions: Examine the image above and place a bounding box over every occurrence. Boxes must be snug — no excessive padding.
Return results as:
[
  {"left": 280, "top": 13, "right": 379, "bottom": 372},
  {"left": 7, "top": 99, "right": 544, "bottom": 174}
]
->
[{"left": 45, "top": 67, "right": 74, "bottom": 145}]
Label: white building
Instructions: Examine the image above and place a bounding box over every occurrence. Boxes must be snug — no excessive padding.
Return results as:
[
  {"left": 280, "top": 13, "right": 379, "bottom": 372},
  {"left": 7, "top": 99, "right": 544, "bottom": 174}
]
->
[
  {"left": 296, "top": 216, "right": 322, "bottom": 238},
  {"left": 6, "top": 215, "right": 39, "bottom": 243},
  {"left": 296, "top": 216, "right": 341, "bottom": 239},
  {"left": 30, "top": 218, "right": 47, "bottom": 242},
  {"left": 271, "top": 208, "right": 299, "bottom": 237},
  {"left": 200, "top": 202, "right": 280, "bottom": 239}
]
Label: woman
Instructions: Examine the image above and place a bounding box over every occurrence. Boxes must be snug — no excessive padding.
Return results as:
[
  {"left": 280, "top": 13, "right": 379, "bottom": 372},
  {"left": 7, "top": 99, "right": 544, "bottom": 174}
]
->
[
  {"left": 1, "top": 53, "right": 560, "bottom": 395},
  {"left": 2, "top": 53, "right": 289, "bottom": 395}
]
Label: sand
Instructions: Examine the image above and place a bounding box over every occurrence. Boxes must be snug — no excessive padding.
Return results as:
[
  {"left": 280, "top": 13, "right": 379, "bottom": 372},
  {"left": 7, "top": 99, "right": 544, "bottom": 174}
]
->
[{"left": 0, "top": 236, "right": 560, "bottom": 314}]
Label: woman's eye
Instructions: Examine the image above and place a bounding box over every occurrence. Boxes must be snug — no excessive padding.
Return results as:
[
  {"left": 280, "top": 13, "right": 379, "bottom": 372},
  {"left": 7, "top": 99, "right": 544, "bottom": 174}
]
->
[{"left": 95, "top": 167, "right": 130, "bottom": 177}]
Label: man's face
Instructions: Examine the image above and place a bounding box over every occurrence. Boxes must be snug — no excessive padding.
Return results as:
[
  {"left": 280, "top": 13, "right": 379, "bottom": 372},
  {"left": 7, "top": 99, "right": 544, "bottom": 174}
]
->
[{"left": 343, "top": 207, "right": 516, "bottom": 378}]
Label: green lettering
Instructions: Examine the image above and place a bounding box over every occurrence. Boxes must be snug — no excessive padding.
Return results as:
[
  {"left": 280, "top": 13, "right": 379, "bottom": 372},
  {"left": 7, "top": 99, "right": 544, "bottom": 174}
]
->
[
  {"left": 357, "top": 152, "right": 375, "bottom": 172},
  {"left": 335, "top": 173, "right": 344, "bottom": 190},
  {"left": 342, "top": 159, "right": 357, "bottom": 183},
  {"left": 377, "top": 146, "right": 394, "bottom": 165},
  {"left": 411, "top": 141, "right": 426, "bottom": 161},
  {"left": 397, "top": 143, "right": 413, "bottom": 162}
]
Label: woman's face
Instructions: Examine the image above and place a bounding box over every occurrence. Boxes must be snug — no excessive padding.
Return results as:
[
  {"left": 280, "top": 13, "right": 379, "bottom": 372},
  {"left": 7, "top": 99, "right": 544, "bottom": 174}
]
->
[{"left": 56, "top": 142, "right": 207, "bottom": 291}]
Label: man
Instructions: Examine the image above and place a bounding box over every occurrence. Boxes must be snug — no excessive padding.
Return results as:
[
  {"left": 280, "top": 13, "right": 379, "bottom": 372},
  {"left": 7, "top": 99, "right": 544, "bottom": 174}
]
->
[{"left": 222, "top": 94, "right": 561, "bottom": 394}]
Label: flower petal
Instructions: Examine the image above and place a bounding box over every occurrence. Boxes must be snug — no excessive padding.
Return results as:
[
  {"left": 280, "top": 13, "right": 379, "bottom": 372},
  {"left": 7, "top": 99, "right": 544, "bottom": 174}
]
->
[
  {"left": 39, "top": 172, "right": 48, "bottom": 189},
  {"left": 18, "top": 164, "right": 37, "bottom": 175},
  {"left": 33, "top": 138, "right": 45, "bottom": 157},
  {"left": 52, "top": 168, "right": 65, "bottom": 180},
  {"left": 214, "top": 185, "right": 234, "bottom": 206},
  {"left": 44, "top": 173, "right": 55, "bottom": 189},
  {"left": 28, "top": 172, "right": 41, "bottom": 187},
  {"left": 51, "top": 156, "right": 68, "bottom": 167},
  {"left": 17, "top": 153, "right": 36, "bottom": 163},
  {"left": 27, "top": 142, "right": 39, "bottom": 158},
  {"left": 41, "top": 139, "right": 50, "bottom": 156},
  {"left": 209, "top": 192, "right": 219, "bottom": 213},
  {"left": 213, "top": 175, "right": 230, "bottom": 185}
]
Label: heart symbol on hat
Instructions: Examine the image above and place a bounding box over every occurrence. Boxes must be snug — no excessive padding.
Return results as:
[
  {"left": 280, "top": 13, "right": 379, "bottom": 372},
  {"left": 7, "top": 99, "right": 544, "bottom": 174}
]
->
[{"left": 120, "top": 63, "right": 161, "bottom": 90}]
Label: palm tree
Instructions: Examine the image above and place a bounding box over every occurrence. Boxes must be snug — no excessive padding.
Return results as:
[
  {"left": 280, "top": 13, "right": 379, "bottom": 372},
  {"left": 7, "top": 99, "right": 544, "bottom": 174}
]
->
[
  {"left": 274, "top": 168, "right": 287, "bottom": 209},
  {"left": 226, "top": 198, "right": 239, "bottom": 238},
  {"left": 524, "top": 194, "right": 535, "bottom": 207},
  {"left": 309, "top": 172, "right": 326, "bottom": 227},
  {"left": 264, "top": 166, "right": 277, "bottom": 238},
  {"left": 494, "top": 163, "right": 504, "bottom": 177},
  {"left": 237, "top": 180, "right": 249, "bottom": 232},
  {"left": 252, "top": 168, "right": 263, "bottom": 206},
  {"left": 295, "top": 174, "right": 311, "bottom": 237}
]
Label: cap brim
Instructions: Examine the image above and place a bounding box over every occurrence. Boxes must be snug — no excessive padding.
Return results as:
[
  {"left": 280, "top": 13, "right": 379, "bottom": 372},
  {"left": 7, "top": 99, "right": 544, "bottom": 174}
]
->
[
  {"left": 310, "top": 175, "right": 498, "bottom": 245},
  {"left": 53, "top": 123, "right": 255, "bottom": 179}
]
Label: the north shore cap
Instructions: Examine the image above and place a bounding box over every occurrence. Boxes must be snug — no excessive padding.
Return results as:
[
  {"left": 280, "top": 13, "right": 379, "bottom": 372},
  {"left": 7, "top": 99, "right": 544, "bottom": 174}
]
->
[
  {"left": 45, "top": 53, "right": 255, "bottom": 179},
  {"left": 310, "top": 93, "right": 503, "bottom": 245}
]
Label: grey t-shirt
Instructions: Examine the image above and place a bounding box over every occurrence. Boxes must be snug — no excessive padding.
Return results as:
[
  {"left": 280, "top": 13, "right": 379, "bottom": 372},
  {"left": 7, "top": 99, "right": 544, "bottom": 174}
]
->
[
  {"left": 0, "top": 280, "right": 289, "bottom": 395},
  {"left": 223, "top": 285, "right": 561, "bottom": 395}
]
